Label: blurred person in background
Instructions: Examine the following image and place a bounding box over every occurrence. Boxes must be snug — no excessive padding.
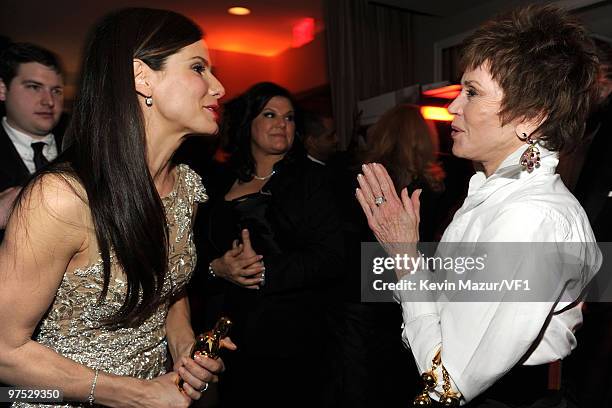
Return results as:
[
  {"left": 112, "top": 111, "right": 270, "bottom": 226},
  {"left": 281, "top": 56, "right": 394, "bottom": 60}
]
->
[
  {"left": 327, "top": 103, "right": 444, "bottom": 407},
  {"left": 360, "top": 104, "right": 446, "bottom": 242},
  {"left": 301, "top": 110, "right": 338, "bottom": 166}
]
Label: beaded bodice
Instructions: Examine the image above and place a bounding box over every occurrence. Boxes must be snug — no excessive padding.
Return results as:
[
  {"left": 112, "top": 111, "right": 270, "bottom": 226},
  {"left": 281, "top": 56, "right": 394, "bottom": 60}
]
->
[{"left": 12, "top": 164, "right": 206, "bottom": 408}]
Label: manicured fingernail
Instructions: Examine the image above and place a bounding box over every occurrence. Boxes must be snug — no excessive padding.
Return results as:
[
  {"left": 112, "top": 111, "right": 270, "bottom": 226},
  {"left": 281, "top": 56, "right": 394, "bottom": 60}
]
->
[{"left": 357, "top": 174, "right": 363, "bottom": 179}]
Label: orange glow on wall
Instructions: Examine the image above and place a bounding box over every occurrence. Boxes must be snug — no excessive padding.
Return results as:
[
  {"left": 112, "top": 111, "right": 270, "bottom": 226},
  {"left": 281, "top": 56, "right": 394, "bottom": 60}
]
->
[
  {"left": 205, "top": 28, "right": 287, "bottom": 57},
  {"left": 421, "top": 106, "right": 454, "bottom": 121},
  {"left": 292, "top": 18, "right": 315, "bottom": 48},
  {"left": 193, "top": 15, "right": 294, "bottom": 57},
  {"left": 422, "top": 84, "right": 461, "bottom": 99},
  {"left": 228, "top": 7, "right": 251, "bottom": 16},
  {"left": 209, "top": 49, "right": 274, "bottom": 100},
  {"left": 210, "top": 32, "right": 327, "bottom": 100}
]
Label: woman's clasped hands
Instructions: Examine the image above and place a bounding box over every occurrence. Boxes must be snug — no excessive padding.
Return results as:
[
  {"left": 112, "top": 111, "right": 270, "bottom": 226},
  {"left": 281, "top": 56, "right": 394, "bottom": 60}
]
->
[{"left": 210, "top": 229, "right": 265, "bottom": 289}]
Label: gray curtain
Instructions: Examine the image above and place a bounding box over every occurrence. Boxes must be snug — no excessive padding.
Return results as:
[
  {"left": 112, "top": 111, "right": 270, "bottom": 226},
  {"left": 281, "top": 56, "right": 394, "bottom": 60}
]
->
[{"left": 323, "top": 0, "right": 415, "bottom": 149}]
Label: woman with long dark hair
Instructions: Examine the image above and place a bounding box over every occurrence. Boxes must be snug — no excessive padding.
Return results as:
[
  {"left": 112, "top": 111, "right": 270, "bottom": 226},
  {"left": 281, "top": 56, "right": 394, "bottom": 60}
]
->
[
  {"left": 0, "top": 8, "right": 236, "bottom": 407},
  {"left": 196, "top": 82, "right": 344, "bottom": 407}
]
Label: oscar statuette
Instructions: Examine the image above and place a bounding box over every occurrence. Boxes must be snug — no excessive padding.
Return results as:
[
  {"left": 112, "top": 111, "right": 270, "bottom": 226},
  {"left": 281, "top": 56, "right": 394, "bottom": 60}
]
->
[{"left": 178, "top": 316, "right": 233, "bottom": 391}]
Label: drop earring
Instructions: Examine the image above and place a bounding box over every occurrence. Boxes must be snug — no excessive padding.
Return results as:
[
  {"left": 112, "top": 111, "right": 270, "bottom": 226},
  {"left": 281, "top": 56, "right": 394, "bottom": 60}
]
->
[
  {"left": 519, "top": 132, "right": 540, "bottom": 173},
  {"left": 136, "top": 91, "right": 153, "bottom": 107}
]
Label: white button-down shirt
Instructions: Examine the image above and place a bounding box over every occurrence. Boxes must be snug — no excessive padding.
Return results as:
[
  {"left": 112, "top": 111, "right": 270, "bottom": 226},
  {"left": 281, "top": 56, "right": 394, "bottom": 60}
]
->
[
  {"left": 2, "top": 116, "right": 58, "bottom": 174},
  {"left": 400, "top": 144, "right": 601, "bottom": 403},
  {"left": 307, "top": 154, "right": 326, "bottom": 166}
]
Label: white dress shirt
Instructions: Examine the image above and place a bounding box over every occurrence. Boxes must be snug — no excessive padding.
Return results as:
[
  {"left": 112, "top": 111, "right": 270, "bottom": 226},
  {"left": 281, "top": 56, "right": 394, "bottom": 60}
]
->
[
  {"left": 400, "top": 144, "right": 601, "bottom": 403},
  {"left": 2, "top": 117, "right": 58, "bottom": 174},
  {"left": 307, "top": 154, "right": 326, "bottom": 166}
]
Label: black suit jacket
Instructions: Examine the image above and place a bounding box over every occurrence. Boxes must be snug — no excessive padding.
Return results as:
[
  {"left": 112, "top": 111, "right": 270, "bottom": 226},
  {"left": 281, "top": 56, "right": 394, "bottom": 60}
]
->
[
  {"left": 0, "top": 124, "right": 30, "bottom": 191},
  {"left": 0, "top": 123, "right": 63, "bottom": 240},
  {"left": 0, "top": 124, "right": 63, "bottom": 191}
]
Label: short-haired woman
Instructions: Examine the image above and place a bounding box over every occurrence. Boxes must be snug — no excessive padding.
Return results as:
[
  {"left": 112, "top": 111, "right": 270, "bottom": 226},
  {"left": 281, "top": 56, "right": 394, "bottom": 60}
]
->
[{"left": 356, "top": 5, "right": 601, "bottom": 407}]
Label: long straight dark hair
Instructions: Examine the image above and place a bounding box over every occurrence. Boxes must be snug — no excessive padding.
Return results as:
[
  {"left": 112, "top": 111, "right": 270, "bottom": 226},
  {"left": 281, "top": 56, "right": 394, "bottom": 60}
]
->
[{"left": 41, "top": 8, "right": 202, "bottom": 326}]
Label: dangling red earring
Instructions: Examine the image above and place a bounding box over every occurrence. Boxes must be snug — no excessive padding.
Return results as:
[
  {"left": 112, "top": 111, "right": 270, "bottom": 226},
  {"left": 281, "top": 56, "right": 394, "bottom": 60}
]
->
[{"left": 519, "top": 133, "right": 540, "bottom": 173}]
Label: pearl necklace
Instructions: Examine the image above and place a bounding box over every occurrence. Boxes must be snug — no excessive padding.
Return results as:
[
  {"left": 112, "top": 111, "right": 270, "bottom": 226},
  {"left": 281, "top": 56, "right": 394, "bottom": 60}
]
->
[{"left": 253, "top": 170, "right": 276, "bottom": 181}]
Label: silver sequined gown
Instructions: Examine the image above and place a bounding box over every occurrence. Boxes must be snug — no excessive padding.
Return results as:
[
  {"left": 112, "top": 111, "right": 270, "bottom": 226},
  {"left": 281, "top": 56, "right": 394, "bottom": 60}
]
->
[{"left": 12, "top": 164, "right": 207, "bottom": 407}]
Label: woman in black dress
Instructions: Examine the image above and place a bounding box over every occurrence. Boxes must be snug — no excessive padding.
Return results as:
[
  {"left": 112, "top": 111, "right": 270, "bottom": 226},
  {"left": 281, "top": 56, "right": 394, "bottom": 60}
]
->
[{"left": 195, "top": 82, "right": 344, "bottom": 407}]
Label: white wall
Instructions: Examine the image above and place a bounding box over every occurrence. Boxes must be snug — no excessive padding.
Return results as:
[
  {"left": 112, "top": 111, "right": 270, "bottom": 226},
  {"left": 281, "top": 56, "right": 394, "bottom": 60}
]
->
[{"left": 410, "top": 0, "right": 612, "bottom": 85}]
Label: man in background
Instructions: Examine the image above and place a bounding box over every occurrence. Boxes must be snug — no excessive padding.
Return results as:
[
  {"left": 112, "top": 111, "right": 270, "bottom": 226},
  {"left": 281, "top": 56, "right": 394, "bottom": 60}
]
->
[
  {"left": 302, "top": 111, "right": 338, "bottom": 165},
  {"left": 0, "top": 42, "right": 64, "bottom": 237}
]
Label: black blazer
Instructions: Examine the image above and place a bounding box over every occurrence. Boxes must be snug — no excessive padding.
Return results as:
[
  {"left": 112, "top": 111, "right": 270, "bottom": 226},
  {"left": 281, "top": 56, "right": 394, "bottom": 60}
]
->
[
  {"left": 0, "top": 124, "right": 63, "bottom": 241},
  {"left": 0, "top": 124, "right": 63, "bottom": 191},
  {"left": 0, "top": 124, "right": 30, "bottom": 191},
  {"left": 193, "top": 156, "right": 344, "bottom": 357}
]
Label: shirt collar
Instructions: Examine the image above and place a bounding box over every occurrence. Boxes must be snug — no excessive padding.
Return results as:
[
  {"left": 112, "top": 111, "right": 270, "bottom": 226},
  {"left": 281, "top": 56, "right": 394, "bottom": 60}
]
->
[
  {"left": 307, "top": 154, "right": 326, "bottom": 166},
  {"left": 468, "top": 142, "right": 558, "bottom": 195},
  {"left": 2, "top": 116, "right": 55, "bottom": 149}
]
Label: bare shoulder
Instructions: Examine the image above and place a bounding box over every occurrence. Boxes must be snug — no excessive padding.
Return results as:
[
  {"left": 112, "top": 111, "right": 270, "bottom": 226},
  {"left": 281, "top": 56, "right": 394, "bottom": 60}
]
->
[
  {"left": 0, "top": 173, "right": 90, "bottom": 344},
  {"left": 20, "top": 173, "right": 87, "bottom": 221},
  {"left": 5, "top": 172, "right": 89, "bottom": 252}
]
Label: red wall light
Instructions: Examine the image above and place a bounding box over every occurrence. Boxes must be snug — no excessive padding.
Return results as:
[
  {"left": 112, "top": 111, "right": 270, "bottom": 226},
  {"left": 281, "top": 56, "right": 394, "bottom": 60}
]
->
[
  {"left": 422, "top": 84, "right": 461, "bottom": 100},
  {"left": 292, "top": 18, "right": 315, "bottom": 48}
]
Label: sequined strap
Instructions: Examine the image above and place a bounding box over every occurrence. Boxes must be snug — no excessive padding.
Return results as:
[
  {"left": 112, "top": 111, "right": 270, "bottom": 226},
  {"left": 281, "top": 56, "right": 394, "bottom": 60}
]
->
[{"left": 179, "top": 164, "right": 208, "bottom": 204}]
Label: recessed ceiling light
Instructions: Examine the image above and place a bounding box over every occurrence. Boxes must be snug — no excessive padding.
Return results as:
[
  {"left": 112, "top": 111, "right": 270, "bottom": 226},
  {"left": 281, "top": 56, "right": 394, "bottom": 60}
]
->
[{"left": 228, "top": 7, "right": 251, "bottom": 16}]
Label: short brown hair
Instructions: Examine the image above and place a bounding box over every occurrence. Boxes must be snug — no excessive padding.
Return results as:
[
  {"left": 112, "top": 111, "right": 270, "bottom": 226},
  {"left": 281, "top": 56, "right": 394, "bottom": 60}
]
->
[
  {"left": 0, "top": 42, "right": 63, "bottom": 87},
  {"left": 460, "top": 4, "right": 599, "bottom": 152}
]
